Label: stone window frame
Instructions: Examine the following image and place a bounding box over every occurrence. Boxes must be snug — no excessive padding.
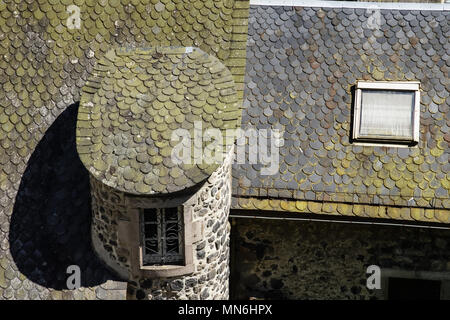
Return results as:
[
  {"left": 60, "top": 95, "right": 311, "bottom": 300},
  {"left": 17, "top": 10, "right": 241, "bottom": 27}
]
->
[
  {"left": 125, "top": 194, "right": 198, "bottom": 278},
  {"left": 381, "top": 268, "right": 450, "bottom": 300},
  {"left": 140, "top": 207, "right": 185, "bottom": 266},
  {"left": 352, "top": 81, "right": 421, "bottom": 146}
]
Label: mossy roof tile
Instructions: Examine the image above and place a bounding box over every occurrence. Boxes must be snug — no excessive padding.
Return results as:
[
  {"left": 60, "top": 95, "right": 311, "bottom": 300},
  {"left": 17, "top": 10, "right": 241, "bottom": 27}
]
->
[
  {"left": 232, "top": 6, "right": 449, "bottom": 213},
  {"left": 77, "top": 47, "right": 240, "bottom": 195}
]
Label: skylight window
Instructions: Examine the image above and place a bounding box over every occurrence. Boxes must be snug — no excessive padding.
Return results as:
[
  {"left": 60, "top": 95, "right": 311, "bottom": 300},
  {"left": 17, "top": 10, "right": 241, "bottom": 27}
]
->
[{"left": 352, "top": 81, "right": 420, "bottom": 145}]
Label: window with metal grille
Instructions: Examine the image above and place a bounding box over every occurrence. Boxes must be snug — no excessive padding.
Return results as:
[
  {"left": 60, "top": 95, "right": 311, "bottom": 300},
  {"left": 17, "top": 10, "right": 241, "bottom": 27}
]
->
[{"left": 140, "top": 207, "right": 184, "bottom": 266}]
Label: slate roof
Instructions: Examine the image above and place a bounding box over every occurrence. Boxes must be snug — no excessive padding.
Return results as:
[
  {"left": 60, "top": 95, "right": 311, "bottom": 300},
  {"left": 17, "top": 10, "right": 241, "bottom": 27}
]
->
[
  {"left": 0, "top": 0, "right": 448, "bottom": 301},
  {"left": 77, "top": 47, "right": 239, "bottom": 194},
  {"left": 0, "top": 0, "right": 250, "bottom": 299},
  {"left": 232, "top": 6, "right": 449, "bottom": 212}
]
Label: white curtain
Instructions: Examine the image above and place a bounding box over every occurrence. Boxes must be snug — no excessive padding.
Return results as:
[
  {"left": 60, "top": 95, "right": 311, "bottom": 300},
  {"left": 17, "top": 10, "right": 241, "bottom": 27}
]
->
[{"left": 359, "top": 90, "right": 414, "bottom": 138}]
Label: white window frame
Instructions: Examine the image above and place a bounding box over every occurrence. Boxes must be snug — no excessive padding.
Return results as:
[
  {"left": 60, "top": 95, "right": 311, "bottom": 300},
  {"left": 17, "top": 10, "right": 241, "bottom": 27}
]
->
[{"left": 353, "top": 81, "right": 420, "bottom": 145}]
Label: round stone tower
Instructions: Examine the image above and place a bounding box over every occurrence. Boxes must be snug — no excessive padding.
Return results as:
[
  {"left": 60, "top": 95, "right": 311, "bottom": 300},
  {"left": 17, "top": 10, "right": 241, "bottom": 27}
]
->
[{"left": 76, "top": 47, "right": 240, "bottom": 299}]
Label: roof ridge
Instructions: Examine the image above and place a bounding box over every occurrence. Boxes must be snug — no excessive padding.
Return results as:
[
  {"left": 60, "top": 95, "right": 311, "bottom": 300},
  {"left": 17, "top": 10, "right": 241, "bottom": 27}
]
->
[{"left": 250, "top": 0, "right": 450, "bottom": 11}]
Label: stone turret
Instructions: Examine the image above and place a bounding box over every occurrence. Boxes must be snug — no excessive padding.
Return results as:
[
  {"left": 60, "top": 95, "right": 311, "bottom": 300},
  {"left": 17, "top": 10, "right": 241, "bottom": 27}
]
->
[
  {"left": 75, "top": 0, "right": 250, "bottom": 300},
  {"left": 76, "top": 44, "right": 243, "bottom": 299}
]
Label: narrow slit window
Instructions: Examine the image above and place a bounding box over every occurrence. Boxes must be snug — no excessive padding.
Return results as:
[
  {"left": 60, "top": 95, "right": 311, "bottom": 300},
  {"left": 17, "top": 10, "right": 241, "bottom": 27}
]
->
[{"left": 141, "top": 207, "right": 184, "bottom": 266}]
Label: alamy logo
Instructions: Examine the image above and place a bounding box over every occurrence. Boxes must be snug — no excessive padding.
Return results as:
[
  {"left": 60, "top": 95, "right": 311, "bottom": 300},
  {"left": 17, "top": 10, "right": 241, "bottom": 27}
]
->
[
  {"left": 66, "top": 265, "right": 81, "bottom": 290},
  {"left": 366, "top": 265, "right": 381, "bottom": 290},
  {"left": 366, "top": 6, "right": 382, "bottom": 30},
  {"left": 171, "top": 122, "right": 283, "bottom": 175},
  {"left": 67, "top": 5, "right": 81, "bottom": 30}
]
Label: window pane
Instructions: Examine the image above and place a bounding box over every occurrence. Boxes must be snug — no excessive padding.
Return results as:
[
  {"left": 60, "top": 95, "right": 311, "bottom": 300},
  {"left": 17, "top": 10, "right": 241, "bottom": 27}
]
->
[
  {"left": 141, "top": 207, "right": 183, "bottom": 266},
  {"left": 145, "top": 239, "right": 159, "bottom": 255},
  {"left": 388, "top": 277, "right": 441, "bottom": 300},
  {"left": 360, "top": 90, "right": 414, "bottom": 138},
  {"left": 166, "top": 222, "right": 180, "bottom": 237},
  {"left": 165, "top": 207, "right": 178, "bottom": 221},
  {"left": 166, "top": 238, "right": 180, "bottom": 254},
  {"left": 143, "top": 208, "right": 157, "bottom": 222},
  {"left": 144, "top": 223, "right": 157, "bottom": 237}
]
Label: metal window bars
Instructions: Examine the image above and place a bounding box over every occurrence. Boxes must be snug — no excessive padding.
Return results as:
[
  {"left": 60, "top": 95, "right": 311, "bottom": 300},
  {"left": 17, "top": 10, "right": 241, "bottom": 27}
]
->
[{"left": 141, "top": 207, "right": 184, "bottom": 266}]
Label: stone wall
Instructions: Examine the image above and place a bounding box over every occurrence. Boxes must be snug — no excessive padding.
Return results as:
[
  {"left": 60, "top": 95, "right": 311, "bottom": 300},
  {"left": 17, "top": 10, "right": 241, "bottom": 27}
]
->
[
  {"left": 0, "top": 0, "right": 250, "bottom": 299},
  {"left": 90, "top": 148, "right": 234, "bottom": 300},
  {"left": 127, "top": 149, "right": 233, "bottom": 300},
  {"left": 230, "top": 217, "right": 450, "bottom": 300},
  {"left": 90, "top": 176, "right": 130, "bottom": 280}
]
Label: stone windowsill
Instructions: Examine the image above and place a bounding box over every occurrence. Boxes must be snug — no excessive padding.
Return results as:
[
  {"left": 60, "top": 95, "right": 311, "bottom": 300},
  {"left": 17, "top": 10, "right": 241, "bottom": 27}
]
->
[{"left": 138, "top": 264, "right": 195, "bottom": 278}]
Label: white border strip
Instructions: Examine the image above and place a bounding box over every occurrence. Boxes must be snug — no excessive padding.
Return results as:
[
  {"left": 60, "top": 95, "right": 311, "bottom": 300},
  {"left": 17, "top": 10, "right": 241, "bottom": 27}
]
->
[
  {"left": 249, "top": 0, "right": 449, "bottom": 11},
  {"left": 230, "top": 214, "right": 450, "bottom": 230}
]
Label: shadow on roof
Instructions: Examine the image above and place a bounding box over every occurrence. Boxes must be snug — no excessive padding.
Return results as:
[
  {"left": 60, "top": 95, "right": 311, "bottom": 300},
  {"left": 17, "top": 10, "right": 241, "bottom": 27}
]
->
[{"left": 9, "top": 103, "right": 121, "bottom": 290}]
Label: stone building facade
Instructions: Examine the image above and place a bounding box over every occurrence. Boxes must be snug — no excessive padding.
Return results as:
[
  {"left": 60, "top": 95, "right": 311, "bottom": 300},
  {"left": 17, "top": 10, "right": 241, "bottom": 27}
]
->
[
  {"left": 0, "top": 0, "right": 449, "bottom": 300},
  {"left": 229, "top": 2, "right": 449, "bottom": 300},
  {"left": 231, "top": 218, "right": 450, "bottom": 300},
  {"left": 0, "top": 0, "right": 250, "bottom": 300},
  {"left": 126, "top": 150, "right": 233, "bottom": 300},
  {"left": 76, "top": 45, "right": 242, "bottom": 299},
  {"left": 89, "top": 147, "right": 233, "bottom": 300}
]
